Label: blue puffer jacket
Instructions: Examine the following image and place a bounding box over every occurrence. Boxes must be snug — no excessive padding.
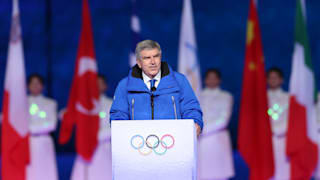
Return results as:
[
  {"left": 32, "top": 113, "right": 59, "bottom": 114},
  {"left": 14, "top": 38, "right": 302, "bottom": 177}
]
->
[{"left": 110, "top": 62, "right": 203, "bottom": 130}]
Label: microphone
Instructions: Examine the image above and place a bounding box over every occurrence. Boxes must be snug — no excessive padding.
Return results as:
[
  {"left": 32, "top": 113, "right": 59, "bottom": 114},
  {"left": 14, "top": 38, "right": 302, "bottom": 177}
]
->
[
  {"left": 171, "top": 96, "right": 177, "bottom": 119},
  {"left": 151, "top": 87, "right": 156, "bottom": 92},
  {"left": 150, "top": 79, "right": 157, "bottom": 92}
]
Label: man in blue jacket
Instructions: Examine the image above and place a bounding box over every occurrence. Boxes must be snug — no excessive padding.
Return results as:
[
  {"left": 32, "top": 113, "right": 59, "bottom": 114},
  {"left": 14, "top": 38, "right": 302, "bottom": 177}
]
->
[{"left": 110, "top": 40, "right": 203, "bottom": 136}]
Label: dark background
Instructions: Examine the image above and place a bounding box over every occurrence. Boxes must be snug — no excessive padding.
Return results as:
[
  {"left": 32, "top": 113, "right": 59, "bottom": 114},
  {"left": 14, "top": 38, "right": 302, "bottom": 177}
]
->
[{"left": 0, "top": 0, "right": 319, "bottom": 153}]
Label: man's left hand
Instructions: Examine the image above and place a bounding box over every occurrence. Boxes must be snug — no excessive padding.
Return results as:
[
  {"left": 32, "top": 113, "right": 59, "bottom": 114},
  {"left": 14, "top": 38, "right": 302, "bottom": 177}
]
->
[{"left": 195, "top": 123, "right": 201, "bottom": 137}]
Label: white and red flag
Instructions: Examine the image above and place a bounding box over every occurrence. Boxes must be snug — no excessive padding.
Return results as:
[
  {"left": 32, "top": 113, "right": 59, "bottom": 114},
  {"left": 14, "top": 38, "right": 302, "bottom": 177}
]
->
[{"left": 1, "top": 0, "right": 30, "bottom": 179}]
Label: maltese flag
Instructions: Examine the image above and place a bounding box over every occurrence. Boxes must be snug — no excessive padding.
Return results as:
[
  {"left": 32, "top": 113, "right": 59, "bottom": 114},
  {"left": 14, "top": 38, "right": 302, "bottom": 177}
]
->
[{"left": 2, "top": 0, "right": 30, "bottom": 179}]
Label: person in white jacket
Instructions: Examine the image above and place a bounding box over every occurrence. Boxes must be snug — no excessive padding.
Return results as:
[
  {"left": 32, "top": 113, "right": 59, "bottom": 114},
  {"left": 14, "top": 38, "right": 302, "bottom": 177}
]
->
[
  {"left": 26, "top": 74, "right": 58, "bottom": 180},
  {"left": 267, "top": 67, "right": 290, "bottom": 180},
  {"left": 71, "top": 74, "right": 113, "bottom": 180},
  {"left": 198, "top": 69, "right": 235, "bottom": 180}
]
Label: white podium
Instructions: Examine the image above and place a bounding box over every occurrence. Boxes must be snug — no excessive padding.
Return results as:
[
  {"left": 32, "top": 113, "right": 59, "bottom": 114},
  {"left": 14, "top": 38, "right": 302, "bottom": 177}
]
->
[{"left": 111, "top": 119, "right": 197, "bottom": 180}]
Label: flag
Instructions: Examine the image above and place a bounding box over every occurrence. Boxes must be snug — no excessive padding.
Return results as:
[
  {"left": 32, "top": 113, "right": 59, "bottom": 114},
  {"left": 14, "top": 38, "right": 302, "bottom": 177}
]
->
[
  {"left": 286, "top": 0, "right": 318, "bottom": 179},
  {"left": 1, "top": 0, "right": 30, "bottom": 179},
  {"left": 178, "top": 0, "right": 202, "bottom": 98},
  {"left": 129, "top": 0, "right": 142, "bottom": 67},
  {"left": 237, "top": 0, "right": 274, "bottom": 180},
  {"left": 59, "top": 0, "right": 100, "bottom": 161}
]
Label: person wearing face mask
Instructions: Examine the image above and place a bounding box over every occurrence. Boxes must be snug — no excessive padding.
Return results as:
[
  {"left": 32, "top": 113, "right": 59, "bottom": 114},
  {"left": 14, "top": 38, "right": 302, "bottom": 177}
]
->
[
  {"left": 198, "top": 69, "right": 235, "bottom": 180},
  {"left": 70, "top": 75, "right": 112, "bottom": 180},
  {"left": 110, "top": 39, "right": 203, "bottom": 136},
  {"left": 26, "top": 74, "right": 58, "bottom": 180},
  {"left": 267, "top": 67, "right": 290, "bottom": 180}
]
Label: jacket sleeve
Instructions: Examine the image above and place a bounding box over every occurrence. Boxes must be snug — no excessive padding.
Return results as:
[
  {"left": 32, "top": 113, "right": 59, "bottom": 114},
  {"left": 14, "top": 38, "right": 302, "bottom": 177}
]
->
[
  {"left": 178, "top": 75, "right": 203, "bottom": 130},
  {"left": 110, "top": 80, "right": 130, "bottom": 122}
]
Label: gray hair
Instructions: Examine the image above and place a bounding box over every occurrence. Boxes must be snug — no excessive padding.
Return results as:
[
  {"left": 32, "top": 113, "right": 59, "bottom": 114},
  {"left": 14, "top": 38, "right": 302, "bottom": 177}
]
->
[{"left": 135, "top": 40, "right": 162, "bottom": 60}]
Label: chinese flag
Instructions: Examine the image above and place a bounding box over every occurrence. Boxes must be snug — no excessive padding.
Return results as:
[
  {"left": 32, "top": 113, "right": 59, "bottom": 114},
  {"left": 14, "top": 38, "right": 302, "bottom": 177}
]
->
[{"left": 237, "top": 0, "right": 274, "bottom": 180}]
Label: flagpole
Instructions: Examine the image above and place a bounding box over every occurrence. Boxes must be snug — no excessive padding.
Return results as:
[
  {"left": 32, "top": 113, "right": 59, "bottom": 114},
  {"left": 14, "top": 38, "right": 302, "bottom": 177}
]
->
[
  {"left": 84, "top": 160, "right": 88, "bottom": 180},
  {"left": 46, "top": 0, "right": 53, "bottom": 98}
]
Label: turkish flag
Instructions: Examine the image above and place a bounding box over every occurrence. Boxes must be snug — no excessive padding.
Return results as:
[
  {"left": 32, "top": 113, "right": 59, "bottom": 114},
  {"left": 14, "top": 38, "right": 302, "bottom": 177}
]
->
[
  {"left": 237, "top": 0, "right": 274, "bottom": 180},
  {"left": 59, "top": 0, "right": 99, "bottom": 161}
]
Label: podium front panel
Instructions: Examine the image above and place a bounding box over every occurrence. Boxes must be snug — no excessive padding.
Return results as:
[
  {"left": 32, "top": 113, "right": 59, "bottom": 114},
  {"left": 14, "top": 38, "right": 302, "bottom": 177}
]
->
[{"left": 111, "top": 119, "right": 197, "bottom": 180}]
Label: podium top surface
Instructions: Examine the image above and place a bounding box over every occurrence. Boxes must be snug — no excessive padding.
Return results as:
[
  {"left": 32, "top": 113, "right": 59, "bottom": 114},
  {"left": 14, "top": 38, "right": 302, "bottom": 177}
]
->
[{"left": 111, "top": 119, "right": 194, "bottom": 125}]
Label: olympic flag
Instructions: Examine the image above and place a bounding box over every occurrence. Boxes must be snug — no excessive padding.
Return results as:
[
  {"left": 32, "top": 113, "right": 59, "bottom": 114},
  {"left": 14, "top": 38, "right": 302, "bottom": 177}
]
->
[
  {"left": 111, "top": 120, "right": 197, "bottom": 180},
  {"left": 178, "top": 0, "right": 202, "bottom": 99}
]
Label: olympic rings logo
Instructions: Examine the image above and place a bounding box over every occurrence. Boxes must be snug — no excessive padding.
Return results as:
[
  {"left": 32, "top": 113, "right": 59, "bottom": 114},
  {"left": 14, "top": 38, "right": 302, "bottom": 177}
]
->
[{"left": 130, "top": 134, "right": 175, "bottom": 156}]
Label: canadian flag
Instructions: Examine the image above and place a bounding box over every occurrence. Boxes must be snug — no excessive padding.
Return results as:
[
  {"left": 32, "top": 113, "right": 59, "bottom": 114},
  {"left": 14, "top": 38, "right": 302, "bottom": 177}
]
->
[
  {"left": 1, "top": 0, "right": 30, "bottom": 179},
  {"left": 58, "top": 0, "right": 100, "bottom": 161}
]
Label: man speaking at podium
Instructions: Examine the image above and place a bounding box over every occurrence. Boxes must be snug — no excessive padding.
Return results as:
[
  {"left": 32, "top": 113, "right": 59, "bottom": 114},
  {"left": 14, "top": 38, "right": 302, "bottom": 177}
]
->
[{"left": 110, "top": 40, "right": 203, "bottom": 136}]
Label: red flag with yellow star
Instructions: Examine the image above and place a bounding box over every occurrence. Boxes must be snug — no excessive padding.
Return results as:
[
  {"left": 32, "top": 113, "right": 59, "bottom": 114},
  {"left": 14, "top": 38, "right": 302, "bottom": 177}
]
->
[{"left": 237, "top": 0, "right": 274, "bottom": 180}]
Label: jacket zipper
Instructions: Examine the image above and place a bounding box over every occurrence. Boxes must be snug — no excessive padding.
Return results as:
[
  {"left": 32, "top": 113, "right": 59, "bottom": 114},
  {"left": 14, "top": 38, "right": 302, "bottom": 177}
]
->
[{"left": 151, "top": 94, "right": 154, "bottom": 120}]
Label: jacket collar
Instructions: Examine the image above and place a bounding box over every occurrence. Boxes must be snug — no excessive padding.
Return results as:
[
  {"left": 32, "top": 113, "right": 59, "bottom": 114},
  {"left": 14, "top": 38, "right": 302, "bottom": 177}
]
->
[
  {"left": 127, "top": 62, "right": 179, "bottom": 94},
  {"left": 131, "top": 61, "right": 170, "bottom": 79}
]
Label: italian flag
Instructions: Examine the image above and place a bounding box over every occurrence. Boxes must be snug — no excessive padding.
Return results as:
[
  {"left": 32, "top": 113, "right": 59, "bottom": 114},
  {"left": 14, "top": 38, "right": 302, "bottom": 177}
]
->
[{"left": 286, "top": 0, "right": 318, "bottom": 179}]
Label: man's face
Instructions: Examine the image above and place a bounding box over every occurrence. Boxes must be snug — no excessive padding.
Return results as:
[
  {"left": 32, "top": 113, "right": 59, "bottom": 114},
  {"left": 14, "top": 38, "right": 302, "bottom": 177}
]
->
[
  {"left": 98, "top": 77, "right": 107, "bottom": 94},
  {"left": 137, "top": 48, "right": 161, "bottom": 79},
  {"left": 28, "top": 78, "right": 43, "bottom": 96},
  {"left": 267, "top": 71, "right": 283, "bottom": 89},
  {"left": 205, "top": 72, "right": 220, "bottom": 89}
]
